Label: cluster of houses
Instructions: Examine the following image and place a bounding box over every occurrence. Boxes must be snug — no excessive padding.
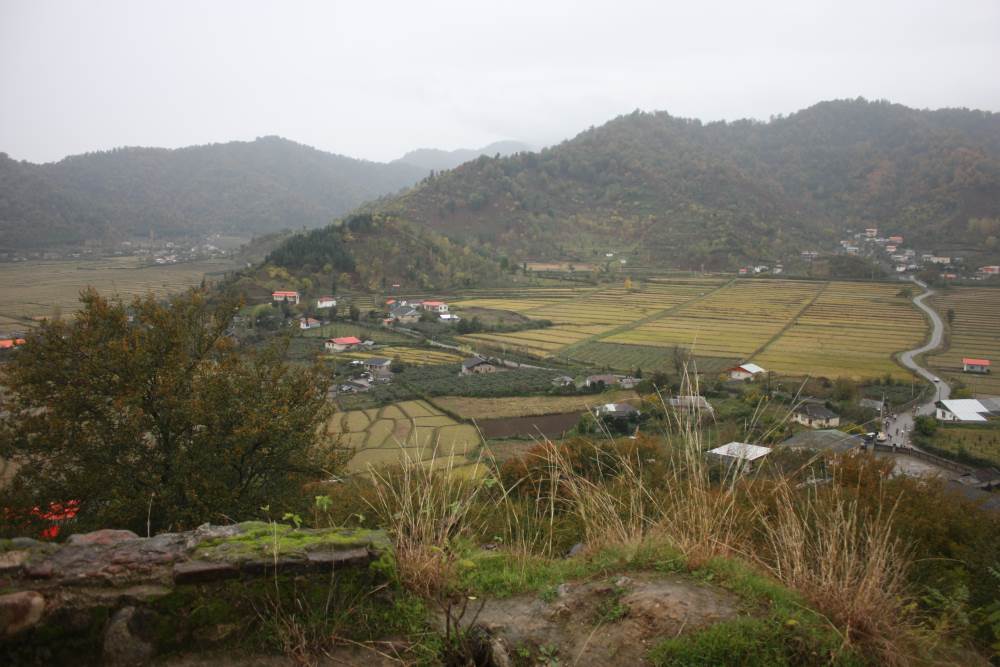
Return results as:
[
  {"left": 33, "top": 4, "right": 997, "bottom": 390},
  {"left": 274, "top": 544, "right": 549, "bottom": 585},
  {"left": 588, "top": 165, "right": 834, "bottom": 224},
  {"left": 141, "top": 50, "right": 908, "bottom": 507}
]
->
[
  {"left": 384, "top": 299, "right": 459, "bottom": 325},
  {"left": 334, "top": 357, "right": 393, "bottom": 394}
]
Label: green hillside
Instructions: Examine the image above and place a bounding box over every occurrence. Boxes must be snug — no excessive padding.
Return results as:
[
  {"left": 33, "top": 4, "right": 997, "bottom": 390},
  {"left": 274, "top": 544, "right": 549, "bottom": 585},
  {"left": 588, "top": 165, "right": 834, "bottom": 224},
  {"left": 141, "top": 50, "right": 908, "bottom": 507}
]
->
[
  {"left": 375, "top": 99, "right": 1000, "bottom": 268},
  {"left": 240, "top": 212, "right": 502, "bottom": 294},
  {"left": 0, "top": 137, "right": 427, "bottom": 249}
]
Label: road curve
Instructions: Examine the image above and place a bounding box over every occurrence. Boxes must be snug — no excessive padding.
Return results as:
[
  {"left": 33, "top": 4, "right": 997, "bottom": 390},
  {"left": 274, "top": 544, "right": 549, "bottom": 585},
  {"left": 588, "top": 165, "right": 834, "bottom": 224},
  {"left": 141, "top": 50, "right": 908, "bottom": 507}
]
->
[{"left": 898, "top": 278, "right": 950, "bottom": 415}]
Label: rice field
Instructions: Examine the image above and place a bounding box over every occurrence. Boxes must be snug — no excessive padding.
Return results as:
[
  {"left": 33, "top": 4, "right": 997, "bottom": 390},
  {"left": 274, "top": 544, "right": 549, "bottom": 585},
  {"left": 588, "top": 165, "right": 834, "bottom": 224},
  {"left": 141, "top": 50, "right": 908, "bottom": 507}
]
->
[
  {"left": 324, "top": 346, "right": 464, "bottom": 366},
  {"left": 433, "top": 390, "right": 638, "bottom": 420},
  {"left": 603, "top": 280, "right": 823, "bottom": 357},
  {"left": 0, "top": 257, "right": 237, "bottom": 329},
  {"left": 456, "top": 279, "right": 724, "bottom": 357},
  {"left": 453, "top": 278, "right": 932, "bottom": 381},
  {"left": 754, "top": 282, "right": 927, "bottom": 380},
  {"left": 326, "top": 399, "right": 484, "bottom": 475},
  {"left": 927, "top": 287, "right": 1000, "bottom": 395}
]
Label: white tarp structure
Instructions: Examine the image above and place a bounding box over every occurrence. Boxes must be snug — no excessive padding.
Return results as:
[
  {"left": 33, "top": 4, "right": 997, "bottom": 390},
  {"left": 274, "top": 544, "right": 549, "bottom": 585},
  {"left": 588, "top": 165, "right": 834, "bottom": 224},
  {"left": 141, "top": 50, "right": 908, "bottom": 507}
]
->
[
  {"left": 708, "top": 442, "right": 772, "bottom": 462},
  {"left": 936, "top": 399, "right": 990, "bottom": 423}
]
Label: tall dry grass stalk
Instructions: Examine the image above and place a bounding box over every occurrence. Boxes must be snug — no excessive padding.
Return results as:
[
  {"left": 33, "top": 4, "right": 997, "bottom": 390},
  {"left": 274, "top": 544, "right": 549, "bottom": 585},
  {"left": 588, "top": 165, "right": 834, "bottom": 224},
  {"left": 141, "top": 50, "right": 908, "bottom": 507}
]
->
[
  {"left": 753, "top": 477, "right": 917, "bottom": 664},
  {"left": 365, "top": 447, "right": 485, "bottom": 596}
]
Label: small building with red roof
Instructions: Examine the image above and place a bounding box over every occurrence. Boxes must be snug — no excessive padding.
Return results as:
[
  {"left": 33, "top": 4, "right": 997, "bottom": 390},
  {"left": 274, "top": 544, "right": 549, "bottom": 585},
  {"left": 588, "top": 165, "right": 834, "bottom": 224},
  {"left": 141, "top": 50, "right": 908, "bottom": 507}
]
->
[
  {"left": 272, "top": 290, "right": 300, "bottom": 305},
  {"left": 325, "top": 336, "right": 362, "bottom": 352},
  {"left": 963, "top": 358, "right": 991, "bottom": 374}
]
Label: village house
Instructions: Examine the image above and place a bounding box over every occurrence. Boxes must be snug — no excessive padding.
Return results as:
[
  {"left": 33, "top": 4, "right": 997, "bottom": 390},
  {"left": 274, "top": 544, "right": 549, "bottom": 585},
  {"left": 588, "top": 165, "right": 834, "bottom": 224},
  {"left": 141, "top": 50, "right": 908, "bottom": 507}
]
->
[
  {"left": 364, "top": 357, "right": 392, "bottom": 375},
  {"left": 935, "top": 399, "right": 991, "bottom": 423},
  {"left": 439, "top": 313, "right": 461, "bottom": 323},
  {"left": 551, "top": 375, "right": 575, "bottom": 388},
  {"left": 728, "top": 362, "right": 765, "bottom": 381},
  {"left": 593, "top": 402, "right": 639, "bottom": 419},
  {"left": 792, "top": 403, "right": 841, "bottom": 428},
  {"left": 272, "top": 290, "right": 300, "bottom": 305},
  {"left": 461, "top": 357, "right": 497, "bottom": 375},
  {"left": 316, "top": 296, "right": 337, "bottom": 309},
  {"left": 708, "top": 442, "right": 772, "bottom": 471},
  {"left": 888, "top": 235, "right": 904, "bottom": 244},
  {"left": 978, "top": 265, "right": 1000, "bottom": 276},
  {"left": 584, "top": 373, "right": 621, "bottom": 388},
  {"left": 963, "top": 358, "right": 991, "bottom": 374},
  {"left": 298, "top": 317, "right": 321, "bottom": 330},
  {"left": 324, "top": 336, "right": 361, "bottom": 352},
  {"left": 930, "top": 256, "right": 951, "bottom": 265},
  {"left": 419, "top": 300, "right": 449, "bottom": 313},
  {"left": 666, "top": 395, "right": 714, "bottom": 415},
  {"left": 864, "top": 228, "right": 878, "bottom": 238},
  {"left": 388, "top": 304, "right": 420, "bottom": 325}
]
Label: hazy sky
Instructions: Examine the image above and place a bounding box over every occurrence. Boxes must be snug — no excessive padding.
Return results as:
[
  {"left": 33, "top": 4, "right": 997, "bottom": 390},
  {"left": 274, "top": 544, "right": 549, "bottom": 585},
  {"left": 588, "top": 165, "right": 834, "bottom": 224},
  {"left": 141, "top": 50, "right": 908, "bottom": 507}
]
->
[{"left": 2, "top": 0, "right": 998, "bottom": 164}]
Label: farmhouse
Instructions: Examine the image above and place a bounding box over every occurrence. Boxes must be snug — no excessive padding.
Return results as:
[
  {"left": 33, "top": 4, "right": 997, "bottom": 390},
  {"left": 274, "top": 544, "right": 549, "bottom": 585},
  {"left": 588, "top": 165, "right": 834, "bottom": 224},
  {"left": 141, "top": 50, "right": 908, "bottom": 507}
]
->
[
  {"left": 594, "top": 403, "right": 639, "bottom": 419},
  {"left": 316, "top": 296, "right": 337, "bottom": 309},
  {"left": 963, "top": 358, "right": 991, "bottom": 374},
  {"left": 728, "top": 363, "right": 765, "bottom": 380},
  {"left": 978, "top": 265, "right": 1000, "bottom": 276},
  {"left": 324, "top": 336, "right": 361, "bottom": 352},
  {"left": 551, "top": 375, "right": 575, "bottom": 387},
  {"left": 299, "top": 317, "right": 321, "bottom": 330},
  {"left": 461, "top": 357, "right": 497, "bottom": 375},
  {"left": 864, "top": 228, "right": 878, "bottom": 238},
  {"left": 388, "top": 304, "right": 420, "bottom": 324},
  {"left": 420, "top": 300, "right": 449, "bottom": 313},
  {"left": 792, "top": 403, "right": 841, "bottom": 428},
  {"left": 0, "top": 337, "right": 26, "bottom": 350},
  {"left": 272, "top": 290, "right": 299, "bottom": 305},
  {"left": 439, "top": 313, "right": 461, "bottom": 323},
  {"left": 935, "top": 399, "right": 991, "bottom": 423},
  {"left": 364, "top": 357, "right": 392, "bottom": 374},
  {"left": 708, "top": 442, "right": 772, "bottom": 470},
  {"left": 888, "top": 235, "right": 904, "bottom": 244},
  {"left": 666, "top": 395, "right": 714, "bottom": 415}
]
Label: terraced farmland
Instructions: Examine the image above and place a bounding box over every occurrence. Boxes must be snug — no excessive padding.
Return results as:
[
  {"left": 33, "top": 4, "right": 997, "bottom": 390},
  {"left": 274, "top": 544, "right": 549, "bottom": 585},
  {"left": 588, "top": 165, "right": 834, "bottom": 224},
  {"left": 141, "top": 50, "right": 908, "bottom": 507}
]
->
[
  {"left": 603, "top": 280, "right": 823, "bottom": 358},
  {"left": 456, "top": 279, "right": 724, "bottom": 357},
  {"left": 753, "top": 282, "right": 926, "bottom": 380},
  {"left": 928, "top": 288, "right": 1000, "bottom": 395},
  {"left": 326, "top": 399, "right": 483, "bottom": 475}
]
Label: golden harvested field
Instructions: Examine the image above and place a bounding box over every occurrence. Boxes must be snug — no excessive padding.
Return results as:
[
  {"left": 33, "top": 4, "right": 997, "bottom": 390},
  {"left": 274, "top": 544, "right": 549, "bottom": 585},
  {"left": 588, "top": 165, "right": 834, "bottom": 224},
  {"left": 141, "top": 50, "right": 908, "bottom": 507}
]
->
[
  {"left": 0, "top": 257, "right": 237, "bottom": 328},
  {"left": 604, "top": 280, "right": 823, "bottom": 357},
  {"left": 433, "top": 389, "right": 638, "bottom": 420},
  {"left": 324, "top": 346, "right": 464, "bottom": 365},
  {"left": 754, "top": 282, "right": 926, "bottom": 380},
  {"left": 928, "top": 288, "right": 1000, "bottom": 395},
  {"left": 326, "top": 399, "right": 484, "bottom": 475},
  {"left": 456, "top": 279, "right": 723, "bottom": 357}
]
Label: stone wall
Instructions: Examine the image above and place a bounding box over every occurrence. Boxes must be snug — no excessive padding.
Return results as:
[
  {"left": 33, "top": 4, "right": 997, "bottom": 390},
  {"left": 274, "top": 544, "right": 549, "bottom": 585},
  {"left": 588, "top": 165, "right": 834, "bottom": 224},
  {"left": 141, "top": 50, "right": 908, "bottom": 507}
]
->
[{"left": 0, "top": 522, "right": 392, "bottom": 665}]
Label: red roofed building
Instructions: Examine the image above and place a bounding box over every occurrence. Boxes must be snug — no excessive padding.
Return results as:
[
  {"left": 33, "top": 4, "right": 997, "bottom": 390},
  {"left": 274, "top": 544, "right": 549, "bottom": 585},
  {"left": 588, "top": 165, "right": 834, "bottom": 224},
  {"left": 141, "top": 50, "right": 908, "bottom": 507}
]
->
[
  {"left": 272, "top": 290, "right": 300, "bottom": 305},
  {"left": 0, "top": 338, "right": 26, "bottom": 349},
  {"left": 963, "top": 358, "right": 991, "bottom": 374},
  {"left": 325, "top": 336, "right": 362, "bottom": 352}
]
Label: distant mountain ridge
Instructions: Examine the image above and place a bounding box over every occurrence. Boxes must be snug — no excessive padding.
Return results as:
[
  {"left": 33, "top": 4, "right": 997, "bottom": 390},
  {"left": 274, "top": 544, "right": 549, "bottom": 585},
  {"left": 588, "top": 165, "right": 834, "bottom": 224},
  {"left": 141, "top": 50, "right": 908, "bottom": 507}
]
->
[
  {"left": 394, "top": 140, "right": 534, "bottom": 171},
  {"left": 372, "top": 99, "right": 1000, "bottom": 268},
  {"left": 0, "top": 136, "right": 428, "bottom": 249}
]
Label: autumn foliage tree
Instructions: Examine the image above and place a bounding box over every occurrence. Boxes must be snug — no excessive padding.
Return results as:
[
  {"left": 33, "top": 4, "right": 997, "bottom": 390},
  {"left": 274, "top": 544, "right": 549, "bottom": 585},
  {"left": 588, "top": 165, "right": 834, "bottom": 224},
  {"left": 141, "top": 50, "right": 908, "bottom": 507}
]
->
[{"left": 0, "top": 289, "right": 333, "bottom": 535}]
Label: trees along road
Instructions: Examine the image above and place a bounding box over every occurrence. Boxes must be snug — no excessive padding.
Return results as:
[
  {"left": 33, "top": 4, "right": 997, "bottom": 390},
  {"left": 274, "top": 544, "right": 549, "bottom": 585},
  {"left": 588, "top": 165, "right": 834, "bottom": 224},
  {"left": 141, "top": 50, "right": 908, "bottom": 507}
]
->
[{"left": 889, "top": 278, "right": 951, "bottom": 447}]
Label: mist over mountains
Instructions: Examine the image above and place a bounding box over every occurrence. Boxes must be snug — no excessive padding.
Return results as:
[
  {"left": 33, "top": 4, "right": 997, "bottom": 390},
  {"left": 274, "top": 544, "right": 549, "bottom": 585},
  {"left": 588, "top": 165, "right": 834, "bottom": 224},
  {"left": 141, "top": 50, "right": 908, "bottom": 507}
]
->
[{"left": 393, "top": 140, "right": 535, "bottom": 171}]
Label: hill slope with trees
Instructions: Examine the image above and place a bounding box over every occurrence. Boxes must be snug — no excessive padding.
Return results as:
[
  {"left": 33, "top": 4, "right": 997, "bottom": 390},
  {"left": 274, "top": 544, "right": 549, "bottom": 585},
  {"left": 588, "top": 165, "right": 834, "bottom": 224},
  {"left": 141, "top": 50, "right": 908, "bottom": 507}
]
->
[
  {"left": 0, "top": 136, "right": 427, "bottom": 249},
  {"left": 375, "top": 99, "right": 1000, "bottom": 268}
]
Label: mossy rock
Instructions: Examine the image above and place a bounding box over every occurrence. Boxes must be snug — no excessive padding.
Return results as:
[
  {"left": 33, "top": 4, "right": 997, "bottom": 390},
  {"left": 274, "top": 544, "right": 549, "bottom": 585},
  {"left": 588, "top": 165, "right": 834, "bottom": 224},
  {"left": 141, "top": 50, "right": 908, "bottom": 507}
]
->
[{"left": 193, "top": 522, "right": 391, "bottom": 563}]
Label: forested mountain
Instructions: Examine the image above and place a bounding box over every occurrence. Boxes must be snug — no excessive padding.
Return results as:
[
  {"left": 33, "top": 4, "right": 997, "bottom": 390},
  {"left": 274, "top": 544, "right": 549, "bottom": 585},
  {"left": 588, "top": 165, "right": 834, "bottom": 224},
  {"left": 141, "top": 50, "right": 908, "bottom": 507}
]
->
[
  {"left": 256, "top": 212, "right": 502, "bottom": 292},
  {"left": 393, "top": 140, "right": 533, "bottom": 171},
  {"left": 375, "top": 99, "right": 1000, "bottom": 268},
  {"left": 0, "top": 137, "right": 427, "bottom": 249}
]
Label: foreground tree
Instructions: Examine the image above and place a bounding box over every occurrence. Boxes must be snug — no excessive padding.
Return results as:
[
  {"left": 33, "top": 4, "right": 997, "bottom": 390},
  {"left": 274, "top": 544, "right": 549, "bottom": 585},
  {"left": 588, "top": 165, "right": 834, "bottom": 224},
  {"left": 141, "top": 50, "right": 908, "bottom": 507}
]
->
[{"left": 0, "top": 289, "right": 333, "bottom": 535}]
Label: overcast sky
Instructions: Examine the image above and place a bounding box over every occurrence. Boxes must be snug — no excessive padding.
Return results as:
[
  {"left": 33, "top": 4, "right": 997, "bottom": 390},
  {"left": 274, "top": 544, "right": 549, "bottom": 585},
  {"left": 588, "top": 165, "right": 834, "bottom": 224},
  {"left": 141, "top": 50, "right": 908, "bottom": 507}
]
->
[{"left": 2, "top": 0, "right": 998, "bottom": 164}]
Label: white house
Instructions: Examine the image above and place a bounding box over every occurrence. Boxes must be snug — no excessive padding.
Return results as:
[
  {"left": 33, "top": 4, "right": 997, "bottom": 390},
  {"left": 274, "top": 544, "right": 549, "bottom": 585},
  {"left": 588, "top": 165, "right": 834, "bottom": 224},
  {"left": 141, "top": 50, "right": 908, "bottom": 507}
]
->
[
  {"left": 935, "top": 399, "right": 990, "bottom": 423},
  {"left": 317, "top": 296, "right": 337, "bottom": 309},
  {"left": 272, "top": 290, "right": 300, "bottom": 305},
  {"left": 461, "top": 357, "right": 497, "bottom": 375},
  {"left": 420, "top": 300, "right": 449, "bottom": 313},
  {"left": 299, "top": 317, "right": 321, "bottom": 330},
  {"left": 963, "top": 358, "right": 991, "bottom": 374},
  {"left": 792, "top": 403, "right": 841, "bottom": 429},
  {"left": 439, "top": 313, "right": 461, "bottom": 323},
  {"left": 728, "top": 363, "right": 765, "bottom": 381}
]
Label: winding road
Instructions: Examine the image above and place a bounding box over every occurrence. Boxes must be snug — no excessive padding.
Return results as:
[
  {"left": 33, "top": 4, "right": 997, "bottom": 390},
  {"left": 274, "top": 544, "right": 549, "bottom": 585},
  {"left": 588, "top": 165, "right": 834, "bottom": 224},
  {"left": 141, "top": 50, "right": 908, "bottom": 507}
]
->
[{"left": 884, "top": 279, "right": 950, "bottom": 447}]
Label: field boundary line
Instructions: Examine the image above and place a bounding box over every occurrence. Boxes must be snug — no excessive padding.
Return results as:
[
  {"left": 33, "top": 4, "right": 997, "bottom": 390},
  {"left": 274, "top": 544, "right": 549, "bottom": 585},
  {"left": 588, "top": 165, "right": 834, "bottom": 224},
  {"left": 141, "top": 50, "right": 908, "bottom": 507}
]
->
[
  {"left": 555, "top": 277, "right": 735, "bottom": 357},
  {"left": 747, "top": 281, "right": 829, "bottom": 362}
]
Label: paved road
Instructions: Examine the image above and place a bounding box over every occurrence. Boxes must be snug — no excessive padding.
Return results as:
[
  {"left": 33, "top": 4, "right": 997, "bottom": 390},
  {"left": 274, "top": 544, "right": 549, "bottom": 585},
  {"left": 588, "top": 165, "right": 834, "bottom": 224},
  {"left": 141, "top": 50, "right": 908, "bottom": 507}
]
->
[{"left": 885, "top": 278, "right": 950, "bottom": 447}]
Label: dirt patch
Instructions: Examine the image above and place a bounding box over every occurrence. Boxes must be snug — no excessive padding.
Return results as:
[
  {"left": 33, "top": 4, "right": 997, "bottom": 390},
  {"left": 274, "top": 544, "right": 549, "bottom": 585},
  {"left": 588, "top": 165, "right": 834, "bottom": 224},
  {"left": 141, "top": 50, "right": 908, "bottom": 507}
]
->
[
  {"left": 448, "top": 573, "right": 742, "bottom": 666},
  {"left": 476, "top": 412, "right": 582, "bottom": 439}
]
